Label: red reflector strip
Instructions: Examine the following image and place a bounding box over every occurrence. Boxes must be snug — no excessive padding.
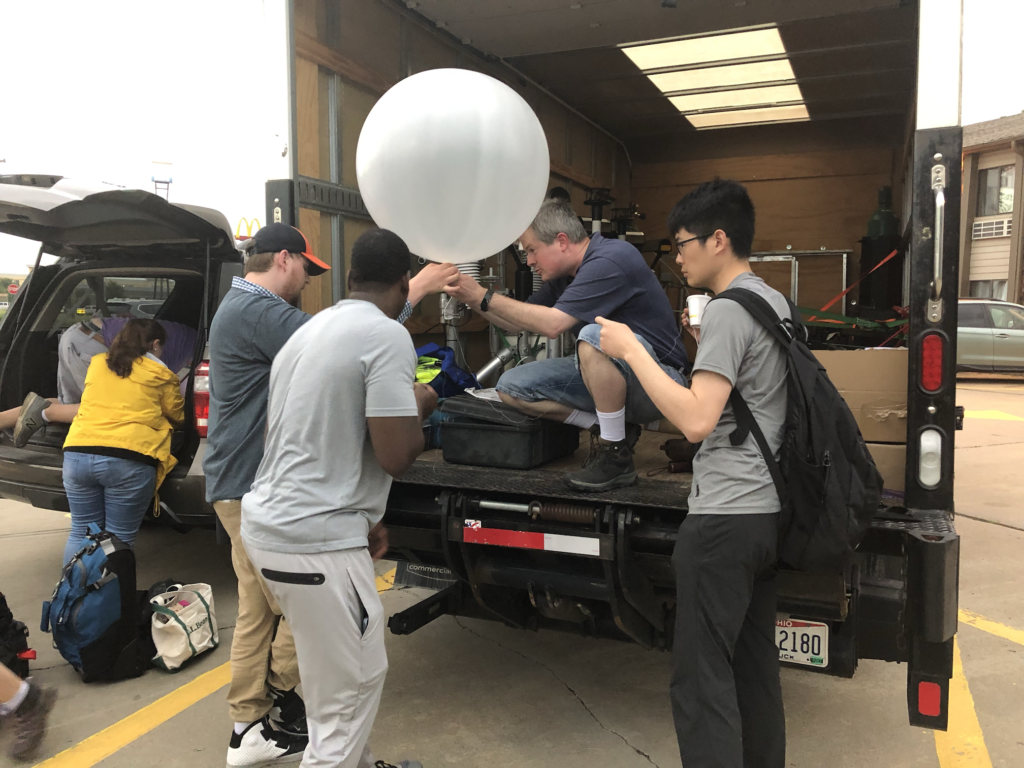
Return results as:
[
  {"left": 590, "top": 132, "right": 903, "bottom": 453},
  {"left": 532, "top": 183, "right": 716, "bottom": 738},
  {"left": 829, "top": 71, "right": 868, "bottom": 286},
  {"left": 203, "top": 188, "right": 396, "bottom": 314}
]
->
[
  {"left": 918, "top": 681, "right": 942, "bottom": 717},
  {"left": 16, "top": 649, "right": 36, "bottom": 660},
  {"left": 921, "top": 334, "right": 943, "bottom": 392},
  {"left": 463, "top": 521, "right": 600, "bottom": 557}
]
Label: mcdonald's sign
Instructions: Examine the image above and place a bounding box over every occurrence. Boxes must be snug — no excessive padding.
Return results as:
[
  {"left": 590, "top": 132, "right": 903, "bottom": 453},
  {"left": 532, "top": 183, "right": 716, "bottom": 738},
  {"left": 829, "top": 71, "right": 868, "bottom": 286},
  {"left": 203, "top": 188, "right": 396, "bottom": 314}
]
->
[{"left": 236, "top": 218, "right": 262, "bottom": 241}]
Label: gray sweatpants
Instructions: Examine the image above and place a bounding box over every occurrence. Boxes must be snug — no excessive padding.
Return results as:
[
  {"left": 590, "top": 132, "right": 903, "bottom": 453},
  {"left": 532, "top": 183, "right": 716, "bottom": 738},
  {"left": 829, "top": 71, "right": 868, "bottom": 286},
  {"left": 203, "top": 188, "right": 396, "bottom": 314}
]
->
[{"left": 246, "top": 544, "right": 387, "bottom": 768}]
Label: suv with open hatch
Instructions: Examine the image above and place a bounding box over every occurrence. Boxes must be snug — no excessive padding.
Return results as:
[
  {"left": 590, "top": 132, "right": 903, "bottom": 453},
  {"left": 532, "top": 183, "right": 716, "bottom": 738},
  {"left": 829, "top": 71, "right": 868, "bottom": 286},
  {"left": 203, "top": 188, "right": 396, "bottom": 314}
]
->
[{"left": 0, "top": 175, "right": 241, "bottom": 526}]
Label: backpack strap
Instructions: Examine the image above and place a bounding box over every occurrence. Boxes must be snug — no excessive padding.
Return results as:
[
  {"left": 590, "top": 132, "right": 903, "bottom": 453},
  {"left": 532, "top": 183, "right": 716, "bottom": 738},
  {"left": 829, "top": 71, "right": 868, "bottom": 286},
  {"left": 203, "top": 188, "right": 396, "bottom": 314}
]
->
[
  {"left": 728, "top": 389, "right": 790, "bottom": 512},
  {"left": 712, "top": 286, "right": 793, "bottom": 510},
  {"left": 714, "top": 288, "right": 795, "bottom": 349}
]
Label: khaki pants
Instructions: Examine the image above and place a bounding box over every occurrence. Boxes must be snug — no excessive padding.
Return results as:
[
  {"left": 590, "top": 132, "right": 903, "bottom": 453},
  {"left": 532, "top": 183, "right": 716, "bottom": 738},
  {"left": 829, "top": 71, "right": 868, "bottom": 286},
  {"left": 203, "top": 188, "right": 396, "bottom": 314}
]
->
[
  {"left": 214, "top": 500, "right": 301, "bottom": 723},
  {"left": 246, "top": 543, "right": 387, "bottom": 768}
]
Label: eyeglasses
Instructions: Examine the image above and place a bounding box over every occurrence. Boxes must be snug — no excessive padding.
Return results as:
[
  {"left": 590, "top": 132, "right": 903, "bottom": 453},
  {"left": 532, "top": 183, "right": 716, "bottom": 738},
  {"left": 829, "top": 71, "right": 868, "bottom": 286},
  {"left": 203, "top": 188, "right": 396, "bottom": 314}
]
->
[{"left": 676, "top": 233, "right": 713, "bottom": 251}]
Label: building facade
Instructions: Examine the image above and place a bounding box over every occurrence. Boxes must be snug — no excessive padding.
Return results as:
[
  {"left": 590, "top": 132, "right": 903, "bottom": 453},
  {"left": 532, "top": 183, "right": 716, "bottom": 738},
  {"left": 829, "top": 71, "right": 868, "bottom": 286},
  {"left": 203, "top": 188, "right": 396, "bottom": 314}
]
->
[{"left": 959, "top": 112, "right": 1024, "bottom": 302}]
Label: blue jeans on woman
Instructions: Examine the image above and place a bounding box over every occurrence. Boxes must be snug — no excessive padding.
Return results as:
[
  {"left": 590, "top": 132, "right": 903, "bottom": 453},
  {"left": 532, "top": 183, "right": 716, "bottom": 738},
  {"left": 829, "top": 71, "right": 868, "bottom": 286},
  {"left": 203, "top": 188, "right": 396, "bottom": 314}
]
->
[{"left": 62, "top": 452, "right": 157, "bottom": 564}]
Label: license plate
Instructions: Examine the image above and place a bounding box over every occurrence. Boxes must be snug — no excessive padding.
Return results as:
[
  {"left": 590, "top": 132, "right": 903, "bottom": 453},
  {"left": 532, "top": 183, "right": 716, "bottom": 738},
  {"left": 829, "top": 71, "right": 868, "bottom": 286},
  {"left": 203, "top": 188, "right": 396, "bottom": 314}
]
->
[{"left": 776, "top": 617, "right": 829, "bottom": 668}]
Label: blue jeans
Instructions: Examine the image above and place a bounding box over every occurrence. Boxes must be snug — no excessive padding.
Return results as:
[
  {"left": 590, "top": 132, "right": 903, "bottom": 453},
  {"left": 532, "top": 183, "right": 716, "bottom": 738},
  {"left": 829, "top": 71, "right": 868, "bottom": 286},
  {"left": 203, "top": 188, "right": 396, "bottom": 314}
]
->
[
  {"left": 62, "top": 452, "right": 157, "bottom": 564},
  {"left": 495, "top": 324, "right": 687, "bottom": 425}
]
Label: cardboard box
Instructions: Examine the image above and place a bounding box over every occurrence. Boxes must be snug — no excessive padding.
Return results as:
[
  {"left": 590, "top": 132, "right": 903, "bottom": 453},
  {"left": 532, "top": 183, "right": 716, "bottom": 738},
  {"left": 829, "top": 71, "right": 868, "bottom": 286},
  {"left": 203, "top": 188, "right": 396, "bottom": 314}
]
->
[
  {"left": 814, "top": 349, "right": 908, "bottom": 444},
  {"left": 867, "top": 442, "right": 906, "bottom": 493}
]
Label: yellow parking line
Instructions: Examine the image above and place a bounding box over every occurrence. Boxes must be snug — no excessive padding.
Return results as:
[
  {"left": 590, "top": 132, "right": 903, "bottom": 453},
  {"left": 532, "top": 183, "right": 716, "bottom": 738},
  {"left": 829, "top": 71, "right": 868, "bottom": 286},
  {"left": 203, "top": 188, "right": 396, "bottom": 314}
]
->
[
  {"left": 33, "top": 565, "right": 399, "bottom": 767},
  {"left": 376, "top": 565, "right": 397, "bottom": 592},
  {"left": 964, "top": 409, "right": 1024, "bottom": 421},
  {"left": 33, "top": 662, "right": 232, "bottom": 768},
  {"left": 934, "top": 639, "right": 993, "bottom": 767},
  {"left": 959, "top": 609, "right": 1024, "bottom": 646}
]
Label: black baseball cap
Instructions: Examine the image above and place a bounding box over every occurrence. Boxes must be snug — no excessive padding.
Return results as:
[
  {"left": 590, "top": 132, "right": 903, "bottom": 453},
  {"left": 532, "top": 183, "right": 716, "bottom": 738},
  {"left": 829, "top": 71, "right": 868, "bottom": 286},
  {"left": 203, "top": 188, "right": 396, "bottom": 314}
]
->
[{"left": 250, "top": 223, "right": 330, "bottom": 276}]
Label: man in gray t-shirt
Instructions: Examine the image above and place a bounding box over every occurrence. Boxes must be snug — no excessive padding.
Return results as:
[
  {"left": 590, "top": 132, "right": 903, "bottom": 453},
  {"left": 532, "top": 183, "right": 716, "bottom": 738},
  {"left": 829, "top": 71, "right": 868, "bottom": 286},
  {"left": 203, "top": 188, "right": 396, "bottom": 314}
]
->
[
  {"left": 595, "top": 180, "right": 787, "bottom": 768},
  {"left": 242, "top": 229, "right": 435, "bottom": 768}
]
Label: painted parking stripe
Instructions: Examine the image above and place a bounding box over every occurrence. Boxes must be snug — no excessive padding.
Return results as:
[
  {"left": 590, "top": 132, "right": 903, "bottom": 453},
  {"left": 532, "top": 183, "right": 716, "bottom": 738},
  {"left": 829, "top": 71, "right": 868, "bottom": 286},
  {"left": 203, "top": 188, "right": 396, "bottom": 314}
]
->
[
  {"left": 32, "top": 566, "right": 398, "bottom": 768},
  {"left": 964, "top": 409, "right": 1024, "bottom": 421},
  {"left": 959, "top": 609, "right": 1024, "bottom": 646},
  {"left": 934, "top": 639, "right": 993, "bottom": 768}
]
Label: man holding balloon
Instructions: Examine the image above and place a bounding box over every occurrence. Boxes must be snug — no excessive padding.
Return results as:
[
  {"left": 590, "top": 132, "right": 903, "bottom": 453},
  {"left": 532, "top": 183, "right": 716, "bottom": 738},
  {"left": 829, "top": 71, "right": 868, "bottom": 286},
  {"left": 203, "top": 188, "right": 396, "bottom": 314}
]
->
[
  {"left": 355, "top": 67, "right": 688, "bottom": 493},
  {"left": 443, "top": 198, "right": 690, "bottom": 491}
]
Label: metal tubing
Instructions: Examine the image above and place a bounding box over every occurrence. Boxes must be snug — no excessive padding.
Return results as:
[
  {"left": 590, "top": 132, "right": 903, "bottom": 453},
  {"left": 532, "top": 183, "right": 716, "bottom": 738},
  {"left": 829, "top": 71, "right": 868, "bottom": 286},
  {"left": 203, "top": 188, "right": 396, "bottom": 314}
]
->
[
  {"left": 475, "top": 346, "right": 515, "bottom": 387},
  {"left": 478, "top": 500, "right": 531, "bottom": 514}
]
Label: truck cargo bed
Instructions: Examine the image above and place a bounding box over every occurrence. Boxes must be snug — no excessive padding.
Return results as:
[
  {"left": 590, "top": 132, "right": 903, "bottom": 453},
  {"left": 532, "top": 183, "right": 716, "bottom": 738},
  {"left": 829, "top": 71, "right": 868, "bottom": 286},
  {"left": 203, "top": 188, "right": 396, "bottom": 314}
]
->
[{"left": 404, "top": 431, "right": 691, "bottom": 510}]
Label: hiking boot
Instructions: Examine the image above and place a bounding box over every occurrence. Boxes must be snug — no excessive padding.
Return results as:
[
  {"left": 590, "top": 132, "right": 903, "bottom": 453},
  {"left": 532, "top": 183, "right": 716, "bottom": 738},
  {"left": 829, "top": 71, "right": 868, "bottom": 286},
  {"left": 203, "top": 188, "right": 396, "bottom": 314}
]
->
[
  {"left": 227, "top": 716, "right": 306, "bottom": 767},
  {"left": 587, "top": 421, "right": 642, "bottom": 449},
  {"left": 564, "top": 438, "right": 637, "bottom": 491},
  {"left": 9, "top": 682, "right": 57, "bottom": 762},
  {"left": 13, "top": 393, "right": 49, "bottom": 449},
  {"left": 268, "top": 687, "right": 307, "bottom": 737}
]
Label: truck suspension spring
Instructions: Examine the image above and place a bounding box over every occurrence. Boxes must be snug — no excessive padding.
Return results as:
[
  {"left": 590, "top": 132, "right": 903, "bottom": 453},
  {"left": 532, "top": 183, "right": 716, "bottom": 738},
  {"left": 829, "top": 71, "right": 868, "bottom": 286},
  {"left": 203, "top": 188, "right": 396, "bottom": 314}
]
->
[{"left": 529, "top": 502, "right": 596, "bottom": 525}]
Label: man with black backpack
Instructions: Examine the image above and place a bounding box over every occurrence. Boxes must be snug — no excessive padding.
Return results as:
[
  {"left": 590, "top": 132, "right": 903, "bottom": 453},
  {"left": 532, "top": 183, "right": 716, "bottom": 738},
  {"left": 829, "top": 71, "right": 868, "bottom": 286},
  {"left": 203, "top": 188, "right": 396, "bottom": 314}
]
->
[{"left": 596, "top": 179, "right": 788, "bottom": 768}]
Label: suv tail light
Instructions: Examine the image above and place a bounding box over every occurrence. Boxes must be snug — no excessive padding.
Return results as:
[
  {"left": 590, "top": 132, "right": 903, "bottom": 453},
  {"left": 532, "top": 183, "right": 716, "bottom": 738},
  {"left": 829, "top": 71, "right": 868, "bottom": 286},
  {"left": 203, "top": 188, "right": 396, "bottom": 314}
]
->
[
  {"left": 194, "top": 361, "right": 210, "bottom": 438},
  {"left": 921, "top": 333, "right": 944, "bottom": 392}
]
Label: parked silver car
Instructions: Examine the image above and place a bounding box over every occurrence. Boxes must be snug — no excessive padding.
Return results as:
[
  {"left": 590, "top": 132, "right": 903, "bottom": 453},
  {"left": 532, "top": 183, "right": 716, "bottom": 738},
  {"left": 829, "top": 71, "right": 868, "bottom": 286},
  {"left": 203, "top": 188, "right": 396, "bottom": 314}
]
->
[{"left": 957, "top": 299, "right": 1024, "bottom": 372}]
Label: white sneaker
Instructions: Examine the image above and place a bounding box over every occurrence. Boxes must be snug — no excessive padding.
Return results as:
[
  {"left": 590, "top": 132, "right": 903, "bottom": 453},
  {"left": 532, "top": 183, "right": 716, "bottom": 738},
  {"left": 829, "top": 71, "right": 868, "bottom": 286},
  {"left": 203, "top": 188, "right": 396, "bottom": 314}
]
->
[{"left": 227, "top": 717, "right": 307, "bottom": 767}]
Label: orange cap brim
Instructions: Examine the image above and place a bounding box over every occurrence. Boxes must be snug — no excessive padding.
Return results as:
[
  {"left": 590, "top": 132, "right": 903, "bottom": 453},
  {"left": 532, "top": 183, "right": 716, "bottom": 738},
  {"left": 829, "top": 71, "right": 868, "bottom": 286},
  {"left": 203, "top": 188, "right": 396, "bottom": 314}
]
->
[{"left": 295, "top": 228, "right": 330, "bottom": 275}]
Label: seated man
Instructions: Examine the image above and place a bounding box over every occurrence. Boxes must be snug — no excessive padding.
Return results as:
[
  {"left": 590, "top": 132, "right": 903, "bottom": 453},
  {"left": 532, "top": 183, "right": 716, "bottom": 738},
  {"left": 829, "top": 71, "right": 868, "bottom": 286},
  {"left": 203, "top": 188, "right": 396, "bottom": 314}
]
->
[
  {"left": 0, "top": 317, "right": 108, "bottom": 446},
  {"left": 444, "top": 198, "right": 688, "bottom": 490}
]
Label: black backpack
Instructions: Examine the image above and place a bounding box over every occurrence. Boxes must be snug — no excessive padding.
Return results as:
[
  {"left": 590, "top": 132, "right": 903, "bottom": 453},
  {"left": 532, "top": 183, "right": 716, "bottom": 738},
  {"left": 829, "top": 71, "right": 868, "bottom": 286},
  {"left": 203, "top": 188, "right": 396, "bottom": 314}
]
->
[
  {"left": 0, "top": 592, "right": 31, "bottom": 679},
  {"left": 41, "top": 526, "right": 149, "bottom": 682},
  {"left": 714, "top": 288, "right": 884, "bottom": 572}
]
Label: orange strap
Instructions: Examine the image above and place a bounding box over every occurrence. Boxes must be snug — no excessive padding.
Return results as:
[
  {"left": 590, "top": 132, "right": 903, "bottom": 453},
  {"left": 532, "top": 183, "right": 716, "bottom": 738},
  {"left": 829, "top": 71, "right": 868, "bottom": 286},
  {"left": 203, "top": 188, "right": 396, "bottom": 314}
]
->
[{"left": 808, "top": 249, "right": 899, "bottom": 321}]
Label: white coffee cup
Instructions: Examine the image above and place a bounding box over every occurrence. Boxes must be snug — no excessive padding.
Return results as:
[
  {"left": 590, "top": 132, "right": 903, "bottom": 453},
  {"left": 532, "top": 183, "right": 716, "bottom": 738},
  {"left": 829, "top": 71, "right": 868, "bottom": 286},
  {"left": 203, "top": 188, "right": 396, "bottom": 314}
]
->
[{"left": 686, "top": 294, "right": 711, "bottom": 329}]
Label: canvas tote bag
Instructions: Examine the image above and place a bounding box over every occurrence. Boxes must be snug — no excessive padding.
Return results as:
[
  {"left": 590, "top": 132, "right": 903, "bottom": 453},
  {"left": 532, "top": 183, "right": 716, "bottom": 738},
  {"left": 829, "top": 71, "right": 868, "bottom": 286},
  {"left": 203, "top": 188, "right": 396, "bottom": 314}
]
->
[{"left": 150, "top": 583, "right": 218, "bottom": 671}]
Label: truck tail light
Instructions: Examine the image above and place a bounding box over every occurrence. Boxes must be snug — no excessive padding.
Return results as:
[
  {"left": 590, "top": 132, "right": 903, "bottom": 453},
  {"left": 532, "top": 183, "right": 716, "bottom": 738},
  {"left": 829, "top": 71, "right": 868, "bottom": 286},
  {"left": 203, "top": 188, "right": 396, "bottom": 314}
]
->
[
  {"left": 194, "top": 361, "right": 210, "bottom": 438},
  {"left": 918, "top": 428, "right": 942, "bottom": 488},
  {"left": 917, "top": 681, "right": 942, "bottom": 716},
  {"left": 921, "top": 333, "right": 944, "bottom": 392}
]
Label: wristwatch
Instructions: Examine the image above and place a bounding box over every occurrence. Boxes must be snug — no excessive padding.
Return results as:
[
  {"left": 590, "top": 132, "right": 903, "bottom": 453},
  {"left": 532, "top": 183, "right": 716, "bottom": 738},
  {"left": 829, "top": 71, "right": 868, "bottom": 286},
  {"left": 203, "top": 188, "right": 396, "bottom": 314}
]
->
[{"left": 480, "top": 288, "right": 496, "bottom": 313}]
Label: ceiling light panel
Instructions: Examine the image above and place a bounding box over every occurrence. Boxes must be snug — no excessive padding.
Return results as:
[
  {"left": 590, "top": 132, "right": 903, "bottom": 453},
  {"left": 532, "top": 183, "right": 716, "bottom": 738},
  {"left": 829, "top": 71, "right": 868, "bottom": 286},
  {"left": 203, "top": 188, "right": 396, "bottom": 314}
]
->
[
  {"left": 622, "top": 28, "right": 785, "bottom": 71},
  {"left": 648, "top": 59, "right": 796, "bottom": 93},
  {"left": 669, "top": 84, "right": 802, "bottom": 112},
  {"left": 686, "top": 104, "right": 809, "bottom": 129}
]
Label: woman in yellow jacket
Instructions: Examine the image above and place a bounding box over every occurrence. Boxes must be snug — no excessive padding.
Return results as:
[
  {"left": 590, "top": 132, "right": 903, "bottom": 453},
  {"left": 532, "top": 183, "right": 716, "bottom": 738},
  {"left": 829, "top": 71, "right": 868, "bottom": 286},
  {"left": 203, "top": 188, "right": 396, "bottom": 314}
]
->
[{"left": 62, "top": 319, "right": 184, "bottom": 563}]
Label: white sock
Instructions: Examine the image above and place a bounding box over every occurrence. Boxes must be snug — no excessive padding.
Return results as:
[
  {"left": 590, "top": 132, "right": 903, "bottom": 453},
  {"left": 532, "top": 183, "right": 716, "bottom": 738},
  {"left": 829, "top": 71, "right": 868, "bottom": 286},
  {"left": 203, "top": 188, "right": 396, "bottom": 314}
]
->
[
  {"left": 234, "top": 721, "right": 253, "bottom": 735},
  {"left": 596, "top": 406, "right": 626, "bottom": 442},
  {"left": 564, "top": 409, "right": 597, "bottom": 429},
  {"left": 0, "top": 680, "right": 30, "bottom": 717},
  {"left": 41, "top": 409, "right": 51, "bottom": 423}
]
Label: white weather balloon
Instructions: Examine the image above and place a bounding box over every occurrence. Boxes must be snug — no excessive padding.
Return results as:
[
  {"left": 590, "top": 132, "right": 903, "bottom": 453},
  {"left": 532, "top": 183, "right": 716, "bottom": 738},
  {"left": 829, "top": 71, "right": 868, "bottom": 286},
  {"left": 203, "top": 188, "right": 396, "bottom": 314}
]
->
[{"left": 356, "top": 68, "right": 550, "bottom": 265}]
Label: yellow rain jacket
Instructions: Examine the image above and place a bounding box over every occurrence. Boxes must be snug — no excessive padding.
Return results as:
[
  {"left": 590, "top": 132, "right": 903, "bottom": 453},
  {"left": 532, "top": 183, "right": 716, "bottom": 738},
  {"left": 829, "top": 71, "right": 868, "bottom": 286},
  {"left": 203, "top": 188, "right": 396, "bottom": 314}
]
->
[{"left": 64, "top": 353, "right": 185, "bottom": 489}]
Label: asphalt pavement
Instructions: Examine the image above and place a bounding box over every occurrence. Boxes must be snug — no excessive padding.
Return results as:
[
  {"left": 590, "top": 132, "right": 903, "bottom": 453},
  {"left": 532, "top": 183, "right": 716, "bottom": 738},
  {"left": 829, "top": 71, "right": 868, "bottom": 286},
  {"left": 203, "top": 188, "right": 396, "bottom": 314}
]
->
[{"left": 1, "top": 376, "right": 1022, "bottom": 768}]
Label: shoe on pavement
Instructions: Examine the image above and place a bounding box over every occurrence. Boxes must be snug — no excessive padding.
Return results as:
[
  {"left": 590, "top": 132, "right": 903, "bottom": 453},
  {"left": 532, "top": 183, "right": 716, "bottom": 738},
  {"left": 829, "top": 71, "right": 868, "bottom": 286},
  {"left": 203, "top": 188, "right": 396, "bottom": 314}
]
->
[
  {"left": 9, "top": 682, "right": 58, "bottom": 762},
  {"left": 227, "top": 716, "right": 307, "bottom": 768},
  {"left": 563, "top": 438, "right": 637, "bottom": 491},
  {"left": 375, "top": 761, "right": 424, "bottom": 768},
  {"left": 268, "top": 687, "right": 307, "bottom": 737},
  {"left": 13, "top": 393, "right": 49, "bottom": 449}
]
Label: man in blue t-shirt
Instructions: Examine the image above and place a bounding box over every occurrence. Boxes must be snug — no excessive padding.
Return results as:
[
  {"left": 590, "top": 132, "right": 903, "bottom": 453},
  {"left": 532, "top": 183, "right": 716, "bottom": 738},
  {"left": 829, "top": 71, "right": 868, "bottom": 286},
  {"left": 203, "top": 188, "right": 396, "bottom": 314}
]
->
[{"left": 444, "top": 198, "right": 688, "bottom": 491}]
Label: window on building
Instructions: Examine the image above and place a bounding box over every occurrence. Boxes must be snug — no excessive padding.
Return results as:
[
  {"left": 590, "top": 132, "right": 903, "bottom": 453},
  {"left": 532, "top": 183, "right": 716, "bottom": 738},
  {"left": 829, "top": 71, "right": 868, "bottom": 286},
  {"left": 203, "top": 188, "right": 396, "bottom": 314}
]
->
[
  {"left": 958, "top": 303, "right": 990, "bottom": 328},
  {"left": 977, "top": 164, "right": 1015, "bottom": 216},
  {"left": 969, "top": 279, "right": 1008, "bottom": 301},
  {"left": 988, "top": 304, "right": 1024, "bottom": 330}
]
